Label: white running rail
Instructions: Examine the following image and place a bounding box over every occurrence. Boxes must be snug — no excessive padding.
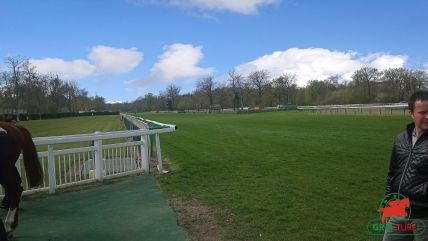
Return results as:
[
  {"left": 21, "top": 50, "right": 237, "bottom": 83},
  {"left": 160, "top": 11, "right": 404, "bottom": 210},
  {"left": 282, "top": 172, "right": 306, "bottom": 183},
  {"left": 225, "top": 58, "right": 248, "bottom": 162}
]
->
[{"left": 11, "top": 120, "right": 175, "bottom": 195}]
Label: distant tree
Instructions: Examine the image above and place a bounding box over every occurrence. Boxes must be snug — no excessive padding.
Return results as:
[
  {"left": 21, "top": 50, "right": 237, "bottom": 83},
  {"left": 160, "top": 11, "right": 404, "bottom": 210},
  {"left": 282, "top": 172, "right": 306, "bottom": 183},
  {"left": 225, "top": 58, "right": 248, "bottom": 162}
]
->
[
  {"left": 228, "top": 70, "right": 244, "bottom": 109},
  {"left": 325, "top": 75, "right": 340, "bottom": 89},
  {"left": 74, "top": 89, "right": 91, "bottom": 111},
  {"left": 3, "top": 56, "right": 26, "bottom": 113},
  {"left": 47, "top": 75, "right": 67, "bottom": 112},
  {"left": 272, "top": 73, "right": 297, "bottom": 105},
  {"left": 410, "top": 69, "right": 428, "bottom": 90},
  {"left": 196, "top": 76, "right": 216, "bottom": 107},
  {"left": 214, "top": 82, "right": 230, "bottom": 109},
  {"left": 92, "top": 95, "right": 106, "bottom": 111},
  {"left": 158, "top": 92, "right": 169, "bottom": 111},
  {"left": 143, "top": 93, "right": 156, "bottom": 111},
  {"left": 304, "top": 80, "right": 331, "bottom": 105},
  {"left": 176, "top": 93, "right": 194, "bottom": 111},
  {"left": 247, "top": 70, "right": 270, "bottom": 106},
  {"left": 0, "top": 55, "right": 114, "bottom": 114},
  {"left": 320, "top": 75, "right": 349, "bottom": 104},
  {"left": 192, "top": 90, "right": 206, "bottom": 111},
  {"left": 21, "top": 59, "right": 42, "bottom": 113},
  {"left": 165, "top": 83, "right": 181, "bottom": 111},
  {"left": 381, "top": 68, "right": 428, "bottom": 102},
  {"left": 351, "top": 67, "right": 381, "bottom": 103},
  {"left": 64, "top": 80, "right": 79, "bottom": 112}
]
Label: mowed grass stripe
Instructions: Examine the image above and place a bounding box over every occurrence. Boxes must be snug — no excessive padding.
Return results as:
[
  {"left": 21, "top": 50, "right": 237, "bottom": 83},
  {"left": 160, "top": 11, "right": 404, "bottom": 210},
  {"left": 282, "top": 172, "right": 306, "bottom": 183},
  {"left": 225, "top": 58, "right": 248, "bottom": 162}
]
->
[
  {"left": 138, "top": 111, "right": 410, "bottom": 241},
  {"left": 20, "top": 115, "right": 124, "bottom": 137},
  {"left": 20, "top": 115, "right": 125, "bottom": 151}
]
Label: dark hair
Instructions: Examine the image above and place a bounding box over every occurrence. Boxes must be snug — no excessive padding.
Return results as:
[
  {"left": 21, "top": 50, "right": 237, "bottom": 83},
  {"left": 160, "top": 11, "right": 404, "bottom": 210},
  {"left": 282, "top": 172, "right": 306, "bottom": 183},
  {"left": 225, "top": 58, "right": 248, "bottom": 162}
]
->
[{"left": 409, "top": 90, "right": 428, "bottom": 112}]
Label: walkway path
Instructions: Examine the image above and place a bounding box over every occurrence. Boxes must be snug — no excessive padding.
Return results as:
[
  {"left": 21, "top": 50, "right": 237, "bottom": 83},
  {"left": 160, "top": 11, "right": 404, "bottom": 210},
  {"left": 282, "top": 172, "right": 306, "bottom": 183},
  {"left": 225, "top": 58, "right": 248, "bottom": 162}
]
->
[{"left": 5, "top": 175, "right": 187, "bottom": 241}]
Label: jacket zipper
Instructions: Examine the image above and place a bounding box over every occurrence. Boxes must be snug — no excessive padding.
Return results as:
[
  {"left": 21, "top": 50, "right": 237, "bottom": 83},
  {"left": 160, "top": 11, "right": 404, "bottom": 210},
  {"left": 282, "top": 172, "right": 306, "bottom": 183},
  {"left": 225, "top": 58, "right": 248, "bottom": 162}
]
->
[{"left": 397, "top": 144, "right": 414, "bottom": 195}]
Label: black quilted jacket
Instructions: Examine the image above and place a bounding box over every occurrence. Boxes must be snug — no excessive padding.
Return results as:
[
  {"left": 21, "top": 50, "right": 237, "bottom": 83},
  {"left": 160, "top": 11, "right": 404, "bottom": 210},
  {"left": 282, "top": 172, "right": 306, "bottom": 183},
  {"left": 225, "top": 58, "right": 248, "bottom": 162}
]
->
[{"left": 386, "top": 123, "right": 428, "bottom": 217}]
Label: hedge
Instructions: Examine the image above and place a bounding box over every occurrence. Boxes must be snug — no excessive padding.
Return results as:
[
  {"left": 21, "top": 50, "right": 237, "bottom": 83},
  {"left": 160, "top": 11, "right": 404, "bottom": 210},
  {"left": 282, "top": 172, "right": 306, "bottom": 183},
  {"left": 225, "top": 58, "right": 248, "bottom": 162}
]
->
[{"left": 0, "top": 111, "right": 119, "bottom": 122}]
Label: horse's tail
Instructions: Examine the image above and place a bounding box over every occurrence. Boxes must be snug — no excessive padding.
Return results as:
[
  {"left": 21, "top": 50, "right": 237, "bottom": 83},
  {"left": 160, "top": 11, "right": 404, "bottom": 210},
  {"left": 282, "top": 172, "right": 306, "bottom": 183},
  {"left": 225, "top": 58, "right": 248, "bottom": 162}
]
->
[{"left": 15, "top": 125, "right": 43, "bottom": 187}]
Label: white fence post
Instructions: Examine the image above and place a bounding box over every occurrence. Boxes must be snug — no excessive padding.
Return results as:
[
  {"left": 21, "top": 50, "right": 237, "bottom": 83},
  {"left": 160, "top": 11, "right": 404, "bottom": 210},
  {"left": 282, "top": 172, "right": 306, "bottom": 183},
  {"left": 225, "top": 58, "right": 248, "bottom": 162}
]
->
[
  {"left": 139, "top": 135, "right": 144, "bottom": 170},
  {"left": 141, "top": 135, "right": 149, "bottom": 173},
  {"left": 155, "top": 134, "right": 163, "bottom": 173},
  {"left": 94, "top": 132, "right": 103, "bottom": 181},
  {"left": 48, "top": 144, "right": 56, "bottom": 193}
]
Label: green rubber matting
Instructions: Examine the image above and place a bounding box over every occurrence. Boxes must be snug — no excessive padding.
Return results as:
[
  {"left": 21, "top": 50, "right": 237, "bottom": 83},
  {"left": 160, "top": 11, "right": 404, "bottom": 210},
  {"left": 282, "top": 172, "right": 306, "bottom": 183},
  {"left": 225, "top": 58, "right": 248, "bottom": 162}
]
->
[{"left": 3, "top": 175, "right": 187, "bottom": 241}]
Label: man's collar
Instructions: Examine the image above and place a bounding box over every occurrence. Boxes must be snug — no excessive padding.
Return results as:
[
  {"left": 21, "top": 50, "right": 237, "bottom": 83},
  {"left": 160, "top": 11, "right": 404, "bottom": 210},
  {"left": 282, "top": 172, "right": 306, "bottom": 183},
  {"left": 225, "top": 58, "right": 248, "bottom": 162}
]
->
[{"left": 408, "top": 123, "right": 426, "bottom": 139}]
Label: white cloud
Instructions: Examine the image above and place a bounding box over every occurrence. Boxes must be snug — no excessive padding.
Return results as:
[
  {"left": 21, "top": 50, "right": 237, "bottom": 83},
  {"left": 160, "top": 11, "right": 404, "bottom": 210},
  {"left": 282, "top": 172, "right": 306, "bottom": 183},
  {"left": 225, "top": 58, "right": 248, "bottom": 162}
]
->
[
  {"left": 422, "top": 63, "right": 428, "bottom": 73},
  {"left": 30, "top": 45, "right": 143, "bottom": 80},
  {"left": 106, "top": 100, "right": 124, "bottom": 104},
  {"left": 360, "top": 53, "right": 407, "bottom": 70},
  {"left": 89, "top": 45, "right": 143, "bottom": 74},
  {"left": 130, "top": 43, "right": 214, "bottom": 88},
  {"left": 136, "top": 0, "right": 279, "bottom": 14},
  {"left": 235, "top": 48, "right": 408, "bottom": 86},
  {"left": 30, "top": 58, "right": 96, "bottom": 79}
]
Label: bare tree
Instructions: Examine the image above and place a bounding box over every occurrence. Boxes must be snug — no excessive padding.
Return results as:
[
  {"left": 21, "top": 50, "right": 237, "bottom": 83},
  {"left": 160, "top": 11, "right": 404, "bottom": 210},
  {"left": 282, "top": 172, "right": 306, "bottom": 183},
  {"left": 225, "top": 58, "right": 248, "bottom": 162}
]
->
[
  {"left": 0, "top": 55, "right": 118, "bottom": 114},
  {"left": 142, "top": 93, "right": 156, "bottom": 111},
  {"left": 64, "top": 81, "right": 79, "bottom": 112},
  {"left": 165, "top": 83, "right": 181, "bottom": 110},
  {"left": 351, "top": 67, "right": 380, "bottom": 103},
  {"left": 228, "top": 70, "right": 244, "bottom": 110},
  {"left": 47, "top": 75, "right": 67, "bottom": 112},
  {"left": 272, "top": 73, "right": 297, "bottom": 105},
  {"left": 382, "top": 68, "right": 428, "bottom": 102},
  {"left": 73, "top": 89, "right": 91, "bottom": 111},
  {"left": 20, "top": 59, "right": 38, "bottom": 113},
  {"left": 247, "top": 70, "right": 270, "bottom": 106},
  {"left": 410, "top": 70, "right": 428, "bottom": 90},
  {"left": 92, "top": 95, "right": 106, "bottom": 111},
  {"left": 196, "top": 76, "right": 216, "bottom": 108},
  {"left": 176, "top": 93, "right": 194, "bottom": 111},
  {"left": 156, "top": 91, "right": 167, "bottom": 111},
  {"left": 214, "top": 82, "right": 230, "bottom": 109},
  {"left": 3, "top": 56, "right": 26, "bottom": 113}
]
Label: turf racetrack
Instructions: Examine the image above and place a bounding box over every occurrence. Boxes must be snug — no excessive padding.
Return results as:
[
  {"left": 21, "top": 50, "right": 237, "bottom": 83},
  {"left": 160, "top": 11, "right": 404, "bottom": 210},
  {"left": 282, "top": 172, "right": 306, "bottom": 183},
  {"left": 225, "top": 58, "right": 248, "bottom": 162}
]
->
[{"left": 138, "top": 111, "right": 410, "bottom": 241}]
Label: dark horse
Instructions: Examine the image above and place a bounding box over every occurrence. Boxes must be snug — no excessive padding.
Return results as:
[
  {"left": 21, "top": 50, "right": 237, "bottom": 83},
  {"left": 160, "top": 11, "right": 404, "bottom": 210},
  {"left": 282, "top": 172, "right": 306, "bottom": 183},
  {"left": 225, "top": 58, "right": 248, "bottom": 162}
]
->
[{"left": 0, "top": 121, "right": 43, "bottom": 240}]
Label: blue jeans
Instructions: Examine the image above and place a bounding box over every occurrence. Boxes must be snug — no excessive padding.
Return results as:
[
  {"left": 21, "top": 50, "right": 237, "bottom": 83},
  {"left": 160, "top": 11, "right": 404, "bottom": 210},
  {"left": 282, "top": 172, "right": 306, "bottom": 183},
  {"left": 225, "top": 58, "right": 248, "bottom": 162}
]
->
[{"left": 383, "top": 217, "right": 428, "bottom": 241}]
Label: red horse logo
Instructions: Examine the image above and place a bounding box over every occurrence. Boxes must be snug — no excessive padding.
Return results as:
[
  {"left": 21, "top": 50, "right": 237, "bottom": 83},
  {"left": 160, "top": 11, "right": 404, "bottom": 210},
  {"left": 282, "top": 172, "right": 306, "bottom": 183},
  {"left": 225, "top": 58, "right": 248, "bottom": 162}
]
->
[{"left": 377, "top": 198, "right": 410, "bottom": 224}]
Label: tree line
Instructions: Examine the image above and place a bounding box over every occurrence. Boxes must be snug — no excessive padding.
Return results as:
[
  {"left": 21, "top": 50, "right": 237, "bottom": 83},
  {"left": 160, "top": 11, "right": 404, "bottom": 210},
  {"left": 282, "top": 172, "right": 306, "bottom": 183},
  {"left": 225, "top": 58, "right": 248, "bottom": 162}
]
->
[
  {"left": 0, "top": 56, "right": 107, "bottom": 114},
  {"left": 120, "top": 67, "right": 428, "bottom": 112},
  {"left": 2, "top": 56, "right": 428, "bottom": 114}
]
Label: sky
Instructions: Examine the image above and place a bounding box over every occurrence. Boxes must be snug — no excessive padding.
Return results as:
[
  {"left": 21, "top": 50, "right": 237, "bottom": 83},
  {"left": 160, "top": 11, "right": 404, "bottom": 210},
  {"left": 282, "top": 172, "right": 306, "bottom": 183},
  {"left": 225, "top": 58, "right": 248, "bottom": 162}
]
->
[{"left": 0, "top": 0, "right": 427, "bottom": 103}]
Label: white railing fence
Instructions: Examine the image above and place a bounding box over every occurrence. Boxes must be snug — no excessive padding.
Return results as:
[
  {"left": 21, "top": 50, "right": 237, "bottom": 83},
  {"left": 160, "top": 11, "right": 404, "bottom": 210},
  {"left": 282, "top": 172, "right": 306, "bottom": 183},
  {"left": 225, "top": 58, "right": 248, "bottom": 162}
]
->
[
  {"left": 121, "top": 114, "right": 177, "bottom": 174},
  {"left": 8, "top": 118, "right": 175, "bottom": 196},
  {"left": 297, "top": 103, "right": 409, "bottom": 115}
]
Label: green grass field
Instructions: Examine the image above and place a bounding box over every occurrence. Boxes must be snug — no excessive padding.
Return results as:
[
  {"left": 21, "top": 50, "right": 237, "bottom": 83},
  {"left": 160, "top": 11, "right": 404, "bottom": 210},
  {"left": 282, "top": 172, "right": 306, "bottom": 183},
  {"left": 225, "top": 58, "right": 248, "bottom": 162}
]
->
[
  {"left": 136, "top": 111, "right": 411, "bottom": 241},
  {"left": 19, "top": 115, "right": 124, "bottom": 137},
  {"left": 18, "top": 113, "right": 412, "bottom": 240},
  {"left": 19, "top": 115, "right": 125, "bottom": 151}
]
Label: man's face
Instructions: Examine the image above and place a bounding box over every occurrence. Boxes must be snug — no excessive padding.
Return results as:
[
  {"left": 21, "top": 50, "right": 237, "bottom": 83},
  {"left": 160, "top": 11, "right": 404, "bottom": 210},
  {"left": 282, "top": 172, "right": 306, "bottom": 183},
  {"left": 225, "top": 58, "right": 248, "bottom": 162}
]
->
[{"left": 411, "top": 100, "right": 428, "bottom": 131}]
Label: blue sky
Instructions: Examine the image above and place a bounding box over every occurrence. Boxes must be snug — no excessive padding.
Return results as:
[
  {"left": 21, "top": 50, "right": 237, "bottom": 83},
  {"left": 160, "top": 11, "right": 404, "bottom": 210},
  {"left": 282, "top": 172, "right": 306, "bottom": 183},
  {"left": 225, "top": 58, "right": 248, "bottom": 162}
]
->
[{"left": 1, "top": 0, "right": 427, "bottom": 103}]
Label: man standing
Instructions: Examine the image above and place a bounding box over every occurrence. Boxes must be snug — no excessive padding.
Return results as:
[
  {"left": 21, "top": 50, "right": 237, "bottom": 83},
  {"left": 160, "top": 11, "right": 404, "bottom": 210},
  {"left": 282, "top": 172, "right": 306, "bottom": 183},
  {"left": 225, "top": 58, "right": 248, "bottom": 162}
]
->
[{"left": 383, "top": 91, "right": 428, "bottom": 240}]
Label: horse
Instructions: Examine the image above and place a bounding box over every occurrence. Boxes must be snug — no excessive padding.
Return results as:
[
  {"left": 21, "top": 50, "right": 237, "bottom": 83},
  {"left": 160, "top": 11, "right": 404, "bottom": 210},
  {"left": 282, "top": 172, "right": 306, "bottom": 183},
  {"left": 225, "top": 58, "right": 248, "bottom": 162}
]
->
[{"left": 0, "top": 121, "right": 43, "bottom": 240}]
